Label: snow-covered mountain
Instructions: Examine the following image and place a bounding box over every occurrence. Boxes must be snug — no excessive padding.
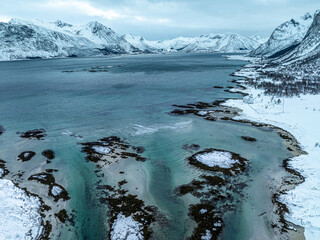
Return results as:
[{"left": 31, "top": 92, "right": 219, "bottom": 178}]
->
[
  {"left": 249, "top": 35, "right": 268, "bottom": 45},
  {"left": 251, "top": 12, "right": 314, "bottom": 58},
  {"left": 0, "top": 18, "right": 265, "bottom": 61},
  {"left": 143, "top": 33, "right": 260, "bottom": 53},
  {"left": 0, "top": 19, "right": 139, "bottom": 61},
  {"left": 0, "top": 19, "right": 102, "bottom": 61},
  {"left": 121, "top": 34, "right": 156, "bottom": 53},
  {"left": 254, "top": 10, "right": 320, "bottom": 84},
  {"left": 70, "top": 21, "right": 137, "bottom": 54},
  {"left": 145, "top": 36, "right": 194, "bottom": 52},
  {"left": 183, "top": 33, "right": 261, "bottom": 53},
  {"left": 276, "top": 11, "right": 320, "bottom": 64}
]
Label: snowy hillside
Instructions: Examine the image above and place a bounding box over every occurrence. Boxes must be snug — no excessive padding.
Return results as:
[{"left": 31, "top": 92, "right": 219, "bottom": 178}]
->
[
  {"left": 260, "top": 10, "right": 320, "bottom": 83},
  {"left": 0, "top": 19, "right": 138, "bottom": 61},
  {"left": 70, "top": 21, "right": 137, "bottom": 54},
  {"left": 249, "top": 35, "right": 268, "bottom": 45},
  {"left": 183, "top": 33, "right": 260, "bottom": 53},
  {"left": 251, "top": 12, "right": 314, "bottom": 58},
  {"left": 0, "top": 19, "right": 102, "bottom": 61},
  {"left": 122, "top": 34, "right": 156, "bottom": 53},
  {"left": 145, "top": 36, "right": 194, "bottom": 52},
  {"left": 277, "top": 11, "right": 320, "bottom": 64}
]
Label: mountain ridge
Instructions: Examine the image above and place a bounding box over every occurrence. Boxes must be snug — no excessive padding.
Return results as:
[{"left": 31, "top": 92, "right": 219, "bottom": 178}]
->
[
  {"left": 250, "top": 12, "right": 314, "bottom": 58},
  {"left": 0, "top": 18, "right": 264, "bottom": 61}
]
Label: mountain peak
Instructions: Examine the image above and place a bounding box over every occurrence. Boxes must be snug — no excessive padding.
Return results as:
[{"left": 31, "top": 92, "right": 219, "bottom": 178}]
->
[
  {"left": 251, "top": 10, "right": 315, "bottom": 57},
  {"left": 290, "top": 19, "right": 300, "bottom": 26},
  {"left": 85, "top": 21, "right": 112, "bottom": 34},
  {"left": 54, "top": 20, "right": 73, "bottom": 28},
  {"left": 302, "top": 12, "right": 312, "bottom": 20}
]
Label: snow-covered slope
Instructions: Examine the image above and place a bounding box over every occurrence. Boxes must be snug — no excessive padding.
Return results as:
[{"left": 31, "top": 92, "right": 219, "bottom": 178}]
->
[
  {"left": 122, "top": 34, "right": 156, "bottom": 53},
  {"left": 0, "top": 19, "right": 138, "bottom": 61},
  {"left": 184, "top": 33, "right": 260, "bottom": 53},
  {"left": 0, "top": 19, "right": 102, "bottom": 61},
  {"left": 251, "top": 12, "right": 314, "bottom": 58},
  {"left": 146, "top": 36, "right": 194, "bottom": 52},
  {"left": 71, "top": 22, "right": 137, "bottom": 54},
  {"left": 277, "top": 11, "right": 320, "bottom": 64},
  {"left": 249, "top": 35, "right": 268, "bottom": 45}
]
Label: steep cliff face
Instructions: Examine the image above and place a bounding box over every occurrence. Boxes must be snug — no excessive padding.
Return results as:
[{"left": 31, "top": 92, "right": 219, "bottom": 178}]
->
[
  {"left": 250, "top": 13, "right": 313, "bottom": 58},
  {"left": 277, "top": 11, "right": 320, "bottom": 64}
]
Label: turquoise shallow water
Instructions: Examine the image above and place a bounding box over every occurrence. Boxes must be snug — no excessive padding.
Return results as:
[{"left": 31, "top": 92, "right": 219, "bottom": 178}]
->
[{"left": 0, "top": 53, "right": 293, "bottom": 239}]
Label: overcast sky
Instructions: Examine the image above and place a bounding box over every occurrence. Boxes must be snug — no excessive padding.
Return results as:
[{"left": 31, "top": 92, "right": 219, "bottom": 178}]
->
[{"left": 0, "top": 0, "right": 319, "bottom": 40}]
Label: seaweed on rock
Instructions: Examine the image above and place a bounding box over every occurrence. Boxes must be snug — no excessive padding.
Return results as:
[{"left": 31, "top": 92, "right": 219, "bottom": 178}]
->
[
  {"left": 0, "top": 159, "right": 9, "bottom": 178},
  {"left": 41, "top": 150, "right": 55, "bottom": 160},
  {"left": 54, "top": 209, "right": 74, "bottom": 225},
  {"left": 81, "top": 136, "right": 147, "bottom": 164},
  {"left": 17, "top": 151, "right": 36, "bottom": 162},
  {"left": 28, "top": 172, "right": 70, "bottom": 202},
  {"left": 182, "top": 144, "right": 201, "bottom": 152},
  {"left": 17, "top": 128, "right": 47, "bottom": 140},
  {"left": 99, "top": 184, "right": 157, "bottom": 239},
  {"left": 241, "top": 136, "right": 257, "bottom": 142},
  {"left": 0, "top": 125, "right": 5, "bottom": 135},
  {"left": 189, "top": 204, "right": 224, "bottom": 240},
  {"left": 175, "top": 147, "right": 248, "bottom": 239}
]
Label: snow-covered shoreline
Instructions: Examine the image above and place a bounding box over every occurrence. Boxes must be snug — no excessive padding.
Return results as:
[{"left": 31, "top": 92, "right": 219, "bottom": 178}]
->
[
  {"left": 224, "top": 65, "right": 320, "bottom": 239},
  {"left": 0, "top": 179, "right": 43, "bottom": 239}
]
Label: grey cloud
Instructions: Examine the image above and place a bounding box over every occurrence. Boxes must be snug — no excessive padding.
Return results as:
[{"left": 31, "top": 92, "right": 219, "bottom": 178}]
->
[{"left": 0, "top": 0, "right": 319, "bottom": 40}]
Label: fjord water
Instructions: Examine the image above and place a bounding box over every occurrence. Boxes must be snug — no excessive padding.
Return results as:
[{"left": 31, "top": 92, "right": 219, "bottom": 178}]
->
[{"left": 0, "top": 54, "right": 293, "bottom": 239}]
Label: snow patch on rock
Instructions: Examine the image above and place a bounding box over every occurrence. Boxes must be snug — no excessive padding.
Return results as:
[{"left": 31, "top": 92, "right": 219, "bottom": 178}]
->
[
  {"left": 110, "top": 213, "right": 143, "bottom": 240},
  {"left": 51, "top": 185, "right": 63, "bottom": 196},
  {"left": 198, "top": 111, "right": 209, "bottom": 116},
  {"left": 201, "top": 230, "right": 212, "bottom": 240},
  {"left": 200, "top": 209, "right": 207, "bottom": 214},
  {"left": 92, "top": 146, "right": 111, "bottom": 155},
  {"left": 195, "top": 151, "right": 238, "bottom": 168}
]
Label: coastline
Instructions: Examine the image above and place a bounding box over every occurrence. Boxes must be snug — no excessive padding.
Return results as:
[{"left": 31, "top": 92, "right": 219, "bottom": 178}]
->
[
  {"left": 0, "top": 52, "right": 318, "bottom": 239},
  {"left": 224, "top": 57, "right": 320, "bottom": 239},
  {"left": 0, "top": 178, "right": 44, "bottom": 239}
]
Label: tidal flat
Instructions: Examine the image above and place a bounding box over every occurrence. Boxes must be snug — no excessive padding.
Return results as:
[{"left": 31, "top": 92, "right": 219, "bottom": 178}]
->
[{"left": 0, "top": 53, "right": 297, "bottom": 239}]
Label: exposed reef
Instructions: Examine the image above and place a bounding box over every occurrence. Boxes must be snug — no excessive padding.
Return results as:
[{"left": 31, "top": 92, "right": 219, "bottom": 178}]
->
[
  {"left": 81, "top": 136, "right": 147, "bottom": 165},
  {"left": 17, "top": 129, "right": 47, "bottom": 140},
  {"left": 188, "top": 148, "right": 247, "bottom": 175},
  {"left": 28, "top": 172, "right": 70, "bottom": 202},
  {"left": 175, "top": 147, "right": 248, "bottom": 239},
  {"left": 0, "top": 159, "right": 9, "bottom": 178},
  {"left": 17, "top": 151, "right": 36, "bottom": 162},
  {"left": 0, "top": 125, "right": 5, "bottom": 135}
]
